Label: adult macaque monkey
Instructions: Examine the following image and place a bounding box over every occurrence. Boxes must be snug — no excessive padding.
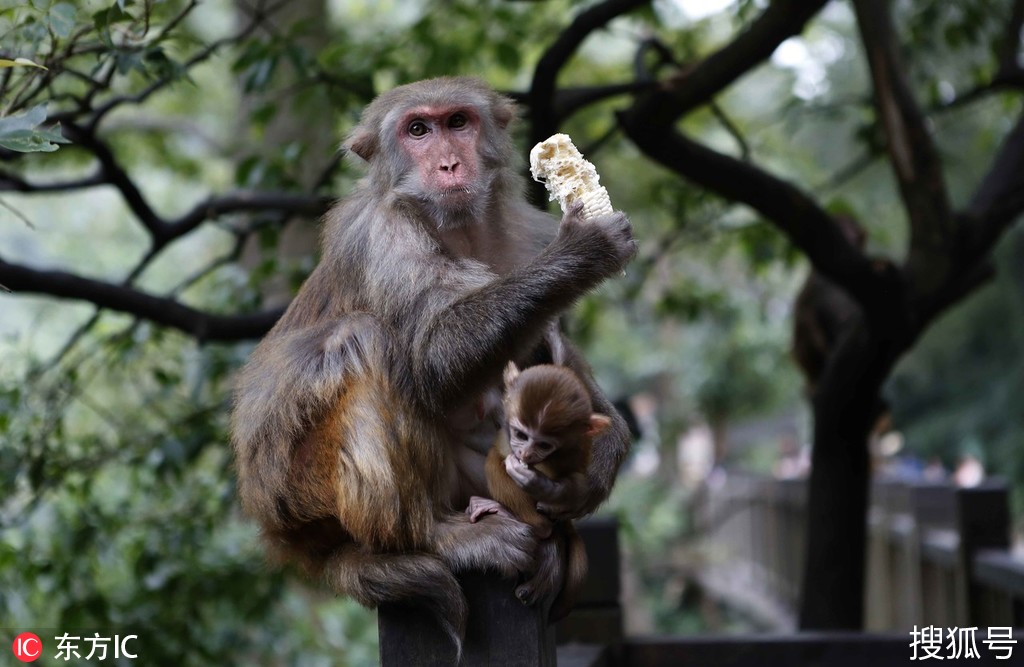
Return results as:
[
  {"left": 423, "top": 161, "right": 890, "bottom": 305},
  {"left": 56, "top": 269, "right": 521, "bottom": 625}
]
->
[{"left": 231, "top": 77, "right": 635, "bottom": 649}]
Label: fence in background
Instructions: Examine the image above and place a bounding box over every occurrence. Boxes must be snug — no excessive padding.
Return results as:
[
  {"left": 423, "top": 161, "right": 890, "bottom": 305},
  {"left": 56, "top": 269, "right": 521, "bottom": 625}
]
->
[
  {"left": 696, "top": 474, "right": 1024, "bottom": 631},
  {"left": 379, "top": 489, "right": 1024, "bottom": 666}
]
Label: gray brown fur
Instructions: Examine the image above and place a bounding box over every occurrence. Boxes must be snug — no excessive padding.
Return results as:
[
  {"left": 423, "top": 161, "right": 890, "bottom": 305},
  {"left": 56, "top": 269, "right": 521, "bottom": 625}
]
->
[{"left": 230, "top": 77, "right": 634, "bottom": 651}]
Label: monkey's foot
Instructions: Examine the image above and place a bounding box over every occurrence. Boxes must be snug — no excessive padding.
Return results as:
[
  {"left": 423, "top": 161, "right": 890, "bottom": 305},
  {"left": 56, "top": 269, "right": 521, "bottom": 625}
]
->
[
  {"left": 466, "top": 496, "right": 515, "bottom": 523},
  {"left": 515, "top": 538, "right": 561, "bottom": 606}
]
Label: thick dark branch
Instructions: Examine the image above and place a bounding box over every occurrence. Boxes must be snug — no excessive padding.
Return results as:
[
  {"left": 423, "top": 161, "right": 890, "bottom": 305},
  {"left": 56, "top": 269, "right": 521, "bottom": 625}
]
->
[
  {"left": 523, "top": 0, "right": 650, "bottom": 205},
  {"left": 616, "top": 1, "right": 892, "bottom": 301},
  {"left": 851, "top": 0, "right": 954, "bottom": 253},
  {"left": 527, "top": 0, "right": 650, "bottom": 140},
  {"left": 633, "top": 36, "right": 679, "bottom": 82},
  {"left": 997, "top": 0, "right": 1024, "bottom": 79},
  {"left": 554, "top": 82, "right": 654, "bottom": 120},
  {"left": 619, "top": 123, "right": 885, "bottom": 307},
  {"left": 624, "top": 0, "right": 829, "bottom": 127},
  {"left": 0, "top": 257, "right": 283, "bottom": 342},
  {"left": 62, "top": 123, "right": 170, "bottom": 240},
  {"left": 165, "top": 191, "right": 333, "bottom": 243},
  {"left": 962, "top": 111, "right": 1024, "bottom": 261},
  {"left": 13, "top": 121, "right": 327, "bottom": 248}
]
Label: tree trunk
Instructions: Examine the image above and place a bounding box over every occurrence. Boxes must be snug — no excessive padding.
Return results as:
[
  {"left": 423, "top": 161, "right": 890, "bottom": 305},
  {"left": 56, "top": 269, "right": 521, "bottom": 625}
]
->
[
  {"left": 798, "top": 394, "right": 873, "bottom": 629},
  {"left": 798, "top": 324, "right": 894, "bottom": 630}
]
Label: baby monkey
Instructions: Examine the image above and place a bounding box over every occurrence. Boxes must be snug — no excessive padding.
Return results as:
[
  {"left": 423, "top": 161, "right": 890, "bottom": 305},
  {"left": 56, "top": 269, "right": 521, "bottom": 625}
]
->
[{"left": 468, "top": 327, "right": 611, "bottom": 618}]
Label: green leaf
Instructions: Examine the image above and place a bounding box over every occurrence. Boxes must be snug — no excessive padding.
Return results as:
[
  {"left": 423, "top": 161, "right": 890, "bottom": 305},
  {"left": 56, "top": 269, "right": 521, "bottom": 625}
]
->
[
  {"left": 93, "top": 3, "right": 131, "bottom": 34},
  {"left": 32, "top": 125, "right": 67, "bottom": 144},
  {"left": 0, "top": 58, "right": 47, "bottom": 70},
  {"left": 0, "top": 104, "right": 46, "bottom": 132},
  {"left": 115, "top": 50, "right": 143, "bottom": 74},
  {"left": 47, "top": 2, "right": 77, "bottom": 39},
  {"left": 0, "top": 131, "right": 60, "bottom": 152},
  {"left": 0, "top": 106, "right": 69, "bottom": 153}
]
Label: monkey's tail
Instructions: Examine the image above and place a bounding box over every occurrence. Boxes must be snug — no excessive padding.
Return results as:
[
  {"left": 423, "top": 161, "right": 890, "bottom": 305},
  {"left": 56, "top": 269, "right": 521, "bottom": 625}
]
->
[
  {"left": 323, "top": 546, "right": 467, "bottom": 658},
  {"left": 550, "top": 523, "right": 588, "bottom": 622}
]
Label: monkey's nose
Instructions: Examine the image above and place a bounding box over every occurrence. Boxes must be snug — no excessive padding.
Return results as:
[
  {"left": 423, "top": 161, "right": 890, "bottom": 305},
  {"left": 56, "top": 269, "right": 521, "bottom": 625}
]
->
[{"left": 440, "top": 157, "right": 460, "bottom": 172}]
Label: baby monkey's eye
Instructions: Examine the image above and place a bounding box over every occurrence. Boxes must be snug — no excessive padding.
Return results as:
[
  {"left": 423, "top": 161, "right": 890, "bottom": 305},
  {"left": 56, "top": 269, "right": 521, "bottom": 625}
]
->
[
  {"left": 512, "top": 428, "right": 527, "bottom": 441},
  {"left": 536, "top": 441, "right": 553, "bottom": 452}
]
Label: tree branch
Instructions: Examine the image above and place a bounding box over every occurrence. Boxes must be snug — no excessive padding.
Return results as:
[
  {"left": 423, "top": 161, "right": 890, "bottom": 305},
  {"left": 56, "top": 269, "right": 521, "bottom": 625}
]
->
[
  {"left": 617, "top": 123, "right": 886, "bottom": 306},
  {"left": 0, "top": 256, "right": 283, "bottom": 342},
  {"left": 554, "top": 82, "right": 654, "bottom": 120},
  {"left": 165, "top": 191, "right": 333, "bottom": 244},
  {"left": 962, "top": 110, "right": 1024, "bottom": 262},
  {"left": 623, "top": 0, "right": 829, "bottom": 127},
  {"left": 529, "top": 0, "right": 650, "bottom": 117},
  {"left": 61, "top": 122, "right": 170, "bottom": 241},
  {"left": 525, "top": 0, "right": 650, "bottom": 205},
  {"left": 997, "top": 0, "right": 1024, "bottom": 80},
  {"left": 90, "top": 17, "right": 267, "bottom": 127},
  {"left": 851, "top": 0, "right": 954, "bottom": 259},
  {"left": 0, "top": 169, "right": 105, "bottom": 193},
  {"left": 617, "top": 0, "right": 890, "bottom": 302}
]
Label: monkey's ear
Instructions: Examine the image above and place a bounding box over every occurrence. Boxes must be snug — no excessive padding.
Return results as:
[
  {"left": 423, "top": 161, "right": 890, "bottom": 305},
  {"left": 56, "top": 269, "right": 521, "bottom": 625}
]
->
[
  {"left": 492, "top": 97, "right": 517, "bottom": 130},
  {"left": 585, "top": 414, "right": 612, "bottom": 438},
  {"left": 344, "top": 128, "right": 377, "bottom": 162},
  {"left": 503, "top": 361, "right": 521, "bottom": 388}
]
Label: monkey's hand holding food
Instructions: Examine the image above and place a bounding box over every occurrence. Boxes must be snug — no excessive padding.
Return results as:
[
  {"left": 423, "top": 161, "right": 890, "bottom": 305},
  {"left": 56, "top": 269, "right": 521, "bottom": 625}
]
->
[
  {"left": 531, "top": 134, "right": 636, "bottom": 275},
  {"left": 504, "top": 454, "right": 590, "bottom": 520},
  {"left": 530, "top": 133, "right": 613, "bottom": 219}
]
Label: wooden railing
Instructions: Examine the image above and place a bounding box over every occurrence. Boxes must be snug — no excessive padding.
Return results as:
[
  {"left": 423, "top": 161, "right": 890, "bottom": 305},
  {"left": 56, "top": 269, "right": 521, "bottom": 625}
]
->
[
  {"left": 377, "top": 498, "right": 1022, "bottom": 666},
  {"left": 696, "top": 473, "right": 1024, "bottom": 631}
]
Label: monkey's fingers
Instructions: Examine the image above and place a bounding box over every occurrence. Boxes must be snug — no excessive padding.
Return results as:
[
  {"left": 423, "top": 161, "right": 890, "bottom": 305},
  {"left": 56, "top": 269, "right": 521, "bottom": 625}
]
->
[
  {"left": 466, "top": 495, "right": 514, "bottom": 523},
  {"left": 505, "top": 455, "right": 561, "bottom": 501}
]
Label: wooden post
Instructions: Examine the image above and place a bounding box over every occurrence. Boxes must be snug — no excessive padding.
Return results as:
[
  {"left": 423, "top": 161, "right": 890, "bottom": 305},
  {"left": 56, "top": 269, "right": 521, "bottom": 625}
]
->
[
  {"left": 955, "top": 481, "right": 1011, "bottom": 627},
  {"left": 378, "top": 571, "right": 556, "bottom": 667},
  {"left": 913, "top": 482, "right": 957, "bottom": 627},
  {"left": 557, "top": 517, "right": 623, "bottom": 661}
]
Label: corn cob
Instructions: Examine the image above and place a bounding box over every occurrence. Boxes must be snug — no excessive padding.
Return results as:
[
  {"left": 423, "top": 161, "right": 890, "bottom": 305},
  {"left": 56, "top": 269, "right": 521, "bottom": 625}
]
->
[{"left": 529, "top": 133, "right": 613, "bottom": 219}]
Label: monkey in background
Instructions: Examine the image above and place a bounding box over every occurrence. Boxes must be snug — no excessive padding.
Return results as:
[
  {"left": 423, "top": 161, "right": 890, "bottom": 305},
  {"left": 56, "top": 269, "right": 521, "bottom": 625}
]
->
[
  {"left": 468, "top": 326, "right": 611, "bottom": 618},
  {"left": 792, "top": 215, "right": 891, "bottom": 431},
  {"left": 230, "top": 77, "right": 635, "bottom": 651},
  {"left": 792, "top": 215, "right": 866, "bottom": 395}
]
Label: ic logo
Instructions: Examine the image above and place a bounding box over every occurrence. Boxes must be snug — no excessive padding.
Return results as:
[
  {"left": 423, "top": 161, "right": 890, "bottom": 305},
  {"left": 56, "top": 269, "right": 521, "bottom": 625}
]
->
[{"left": 12, "top": 632, "right": 42, "bottom": 663}]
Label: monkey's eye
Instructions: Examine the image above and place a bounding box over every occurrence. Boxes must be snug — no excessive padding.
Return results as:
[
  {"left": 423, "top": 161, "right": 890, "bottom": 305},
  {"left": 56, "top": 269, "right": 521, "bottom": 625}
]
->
[
  {"left": 536, "top": 441, "right": 553, "bottom": 452},
  {"left": 448, "top": 113, "right": 468, "bottom": 129},
  {"left": 408, "top": 120, "right": 429, "bottom": 137},
  {"left": 512, "top": 428, "right": 527, "bottom": 441}
]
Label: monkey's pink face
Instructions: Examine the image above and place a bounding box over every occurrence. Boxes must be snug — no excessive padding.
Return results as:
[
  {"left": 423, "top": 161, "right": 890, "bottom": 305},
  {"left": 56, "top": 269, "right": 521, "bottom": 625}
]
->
[
  {"left": 397, "top": 106, "right": 482, "bottom": 205},
  {"left": 509, "top": 422, "right": 556, "bottom": 465}
]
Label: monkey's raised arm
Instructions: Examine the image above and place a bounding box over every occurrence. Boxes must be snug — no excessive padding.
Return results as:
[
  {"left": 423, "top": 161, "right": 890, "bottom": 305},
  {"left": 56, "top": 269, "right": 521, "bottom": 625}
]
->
[{"left": 409, "top": 206, "right": 634, "bottom": 414}]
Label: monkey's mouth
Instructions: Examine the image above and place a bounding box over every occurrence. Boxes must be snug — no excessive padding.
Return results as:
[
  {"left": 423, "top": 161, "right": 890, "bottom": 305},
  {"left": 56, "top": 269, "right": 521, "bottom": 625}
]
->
[{"left": 439, "top": 186, "right": 472, "bottom": 197}]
